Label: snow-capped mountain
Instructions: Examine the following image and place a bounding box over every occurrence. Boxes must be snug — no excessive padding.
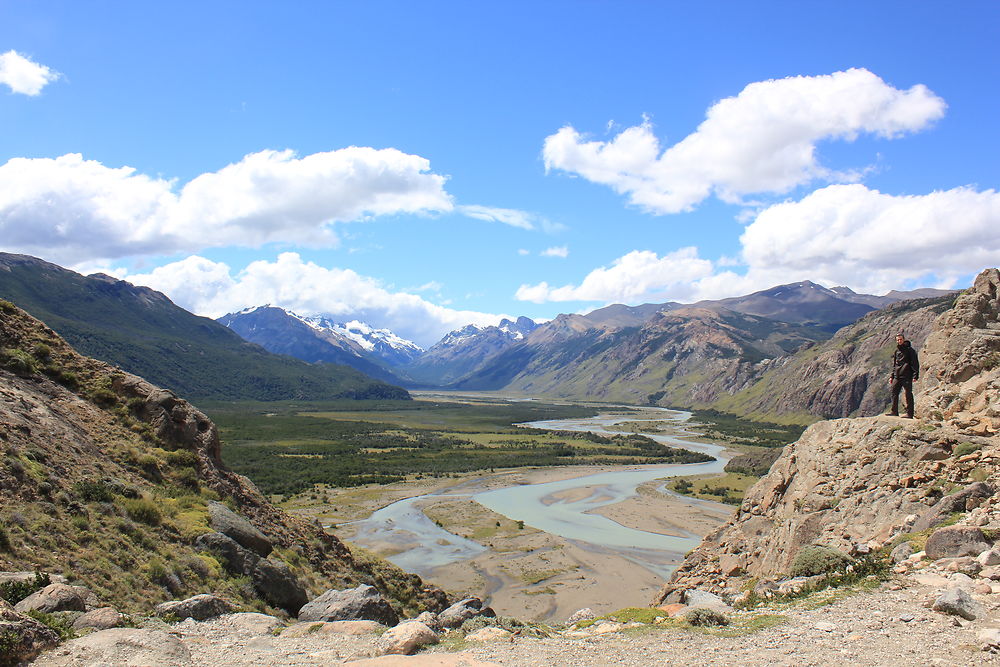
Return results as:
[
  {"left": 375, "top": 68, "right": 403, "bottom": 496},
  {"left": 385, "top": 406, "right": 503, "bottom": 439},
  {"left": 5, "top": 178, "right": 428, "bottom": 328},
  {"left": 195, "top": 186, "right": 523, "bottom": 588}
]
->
[
  {"left": 300, "top": 316, "right": 423, "bottom": 367},
  {"left": 217, "top": 306, "right": 421, "bottom": 384},
  {"left": 403, "top": 316, "right": 539, "bottom": 385}
]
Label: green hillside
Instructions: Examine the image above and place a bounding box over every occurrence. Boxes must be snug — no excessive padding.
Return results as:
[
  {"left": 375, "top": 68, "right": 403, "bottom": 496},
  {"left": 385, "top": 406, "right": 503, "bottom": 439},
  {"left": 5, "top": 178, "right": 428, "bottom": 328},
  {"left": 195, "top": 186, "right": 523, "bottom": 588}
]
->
[{"left": 0, "top": 253, "right": 409, "bottom": 401}]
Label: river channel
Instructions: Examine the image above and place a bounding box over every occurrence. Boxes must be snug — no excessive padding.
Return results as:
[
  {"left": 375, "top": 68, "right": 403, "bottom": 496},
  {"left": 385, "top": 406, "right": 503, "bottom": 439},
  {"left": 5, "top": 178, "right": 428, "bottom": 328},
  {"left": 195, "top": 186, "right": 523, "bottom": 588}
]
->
[{"left": 346, "top": 406, "right": 731, "bottom": 580}]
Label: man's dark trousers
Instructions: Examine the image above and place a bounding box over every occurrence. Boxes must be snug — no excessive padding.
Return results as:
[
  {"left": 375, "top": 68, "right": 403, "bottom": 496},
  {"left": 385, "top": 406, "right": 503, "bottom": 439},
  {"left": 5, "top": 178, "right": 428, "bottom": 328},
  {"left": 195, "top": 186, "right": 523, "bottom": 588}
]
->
[{"left": 891, "top": 377, "right": 914, "bottom": 418}]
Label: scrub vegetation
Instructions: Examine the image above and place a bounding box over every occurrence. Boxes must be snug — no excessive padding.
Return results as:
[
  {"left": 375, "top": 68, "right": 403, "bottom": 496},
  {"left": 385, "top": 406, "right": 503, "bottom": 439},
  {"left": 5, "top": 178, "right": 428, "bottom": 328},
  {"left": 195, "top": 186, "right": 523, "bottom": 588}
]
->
[{"left": 205, "top": 399, "right": 713, "bottom": 497}]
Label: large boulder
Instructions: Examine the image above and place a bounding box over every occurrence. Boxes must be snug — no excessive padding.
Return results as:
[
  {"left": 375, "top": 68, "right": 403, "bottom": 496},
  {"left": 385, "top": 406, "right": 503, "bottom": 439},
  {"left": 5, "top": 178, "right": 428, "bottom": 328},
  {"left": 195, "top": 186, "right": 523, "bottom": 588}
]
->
[
  {"left": 154, "top": 594, "right": 236, "bottom": 621},
  {"left": 925, "top": 525, "right": 992, "bottom": 559},
  {"left": 32, "top": 628, "right": 192, "bottom": 666},
  {"left": 72, "top": 607, "right": 124, "bottom": 631},
  {"left": 932, "top": 587, "right": 984, "bottom": 620},
  {"left": 14, "top": 583, "right": 87, "bottom": 614},
  {"left": 208, "top": 501, "right": 272, "bottom": 556},
  {"left": 251, "top": 558, "right": 308, "bottom": 615},
  {"left": 683, "top": 589, "right": 732, "bottom": 612},
  {"left": 298, "top": 585, "right": 399, "bottom": 626},
  {"left": 382, "top": 620, "right": 438, "bottom": 655},
  {"left": 436, "top": 598, "right": 495, "bottom": 630},
  {"left": 194, "top": 531, "right": 260, "bottom": 575},
  {"left": 914, "top": 483, "right": 995, "bottom": 532},
  {"left": 0, "top": 599, "right": 60, "bottom": 664}
]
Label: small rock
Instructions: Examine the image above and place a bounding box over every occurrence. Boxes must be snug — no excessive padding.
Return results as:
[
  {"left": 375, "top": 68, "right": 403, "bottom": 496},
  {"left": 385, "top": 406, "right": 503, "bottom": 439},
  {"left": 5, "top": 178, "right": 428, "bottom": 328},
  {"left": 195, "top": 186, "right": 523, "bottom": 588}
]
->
[
  {"left": 465, "top": 627, "right": 512, "bottom": 641},
  {"left": 14, "top": 583, "right": 87, "bottom": 614},
  {"left": 932, "top": 587, "right": 984, "bottom": 620},
  {"left": 979, "top": 628, "right": 1000, "bottom": 649},
  {"left": 890, "top": 542, "right": 914, "bottom": 563},
  {"left": 382, "top": 620, "right": 438, "bottom": 655},
  {"left": 981, "top": 566, "right": 1000, "bottom": 580},
  {"left": 975, "top": 582, "right": 994, "bottom": 595},
  {"left": 814, "top": 621, "right": 837, "bottom": 632},
  {"left": 154, "top": 594, "right": 236, "bottom": 621},
  {"left": 978, "top": 547, "right": 1000, "bottom": 566},
  {"left": 437, "top": 597, "right": 496, "bottom": 630},
  {"left": 72, "top": 607, "right": 124, "bottom": 631},
  {"left": 719, "top": 554, "right": 745, "bottom": 576},
  {"left": 414, "top": 611, "right": 440, "bottom": 631},
  {"left": 565, "top": 608, "right": 596, "bottom": 624},
  {"left": 899, "top": 613, "right": 915, "bottom": 623},
  {"left": 298, "top": 585, "right": 399, "bottom": 626}
]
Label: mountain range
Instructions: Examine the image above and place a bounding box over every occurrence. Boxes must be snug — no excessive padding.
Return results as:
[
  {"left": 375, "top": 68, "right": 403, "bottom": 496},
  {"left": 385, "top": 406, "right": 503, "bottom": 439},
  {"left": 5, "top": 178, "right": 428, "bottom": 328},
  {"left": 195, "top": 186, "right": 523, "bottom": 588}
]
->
[{"left": 0, "top": 253, "right": 409, "bottom": 402}]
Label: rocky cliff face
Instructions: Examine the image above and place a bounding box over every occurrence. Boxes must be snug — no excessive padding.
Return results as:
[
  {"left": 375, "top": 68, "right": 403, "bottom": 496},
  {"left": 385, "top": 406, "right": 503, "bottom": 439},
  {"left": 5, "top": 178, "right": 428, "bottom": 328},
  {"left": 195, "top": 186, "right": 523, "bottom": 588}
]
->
[
  {"left": 656, "top": 268, "right": 1000, "bottom": 603},
  {"left": 0, "top": 300, "right": 444, "bottom": 615}
]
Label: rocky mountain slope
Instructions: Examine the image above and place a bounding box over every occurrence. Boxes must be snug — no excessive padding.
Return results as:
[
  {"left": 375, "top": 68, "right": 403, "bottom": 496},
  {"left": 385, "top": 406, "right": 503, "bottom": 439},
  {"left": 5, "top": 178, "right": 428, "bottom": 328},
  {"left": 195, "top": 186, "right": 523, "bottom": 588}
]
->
[
  {"left": 403, "top": 317, "right": 539, "bottom": 386},
  {"left": 453, "top": 292, "right": 953, "bottom": 425},
  {"left": 217, "top": 306, "right": 409, "bottom": 385},
  {"left": 0, "top": 254, "right": 409, "bottom": 401},
  {"left": 0, "top": 299, "right": 443, "bottom": 621},
  {"left": 658, "top": 268, "right": 1000, "bottom": 602}
]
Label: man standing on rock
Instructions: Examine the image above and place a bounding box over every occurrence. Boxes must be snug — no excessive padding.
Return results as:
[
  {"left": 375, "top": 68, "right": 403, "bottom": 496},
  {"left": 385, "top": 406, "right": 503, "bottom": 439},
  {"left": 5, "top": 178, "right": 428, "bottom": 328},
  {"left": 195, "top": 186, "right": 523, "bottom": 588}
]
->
[{"left": 887, "top": 332, "right": 919, "bottom": 418}]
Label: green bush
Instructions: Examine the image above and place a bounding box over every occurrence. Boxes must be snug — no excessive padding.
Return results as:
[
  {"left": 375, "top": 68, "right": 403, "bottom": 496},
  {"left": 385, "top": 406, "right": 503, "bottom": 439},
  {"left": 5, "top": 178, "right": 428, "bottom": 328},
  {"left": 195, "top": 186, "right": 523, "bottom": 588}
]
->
[
  {"left": 0, "top": 572, "right": 50, "bottom": 604},
  {"left": 124, "top": 498, "right": 162, "bottom": 525},
  {"left": 789, "top": 545, "right": 854, "bottom": 577},
  {"left": 31, "top": 343, "right": 51, "bottom": 360},
  {"left": 0, "top": 524, "right": 10, "bottom": 552},
  {"left": 25, "top": 609, "right": 76, "bottom": 640},
  {"left": 89, "top": 387, "right": 118, "bottom": 407},
  {"left": 685, "top": 608, "right": 730, "bottom": 627},
  {"left": 73, "top": 480, "right": 115, "bottom": 503},
  {"left": 954, "top": 442, "right": 983, "bottom": 458},
  {"left": 1, "top": 348, "right": 38, "bottom": 375},
  {"left": 0, "top": 299, "right": 15, "bottom": 313}
]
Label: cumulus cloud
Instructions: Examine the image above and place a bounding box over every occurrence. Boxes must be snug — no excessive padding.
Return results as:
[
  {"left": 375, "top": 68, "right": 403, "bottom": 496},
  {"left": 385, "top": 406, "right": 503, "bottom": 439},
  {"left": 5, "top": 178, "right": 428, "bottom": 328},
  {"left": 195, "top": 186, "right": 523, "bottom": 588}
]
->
[
  {"left": 543, "top": 68, "right": 946, "bottom": 214},
  {"left": 0, "top": 50, "right": 59, "bottom": 95},
  {"left": 0, "top": 148, "right": 453, "bottom": 264},
  {"left": 540, "top": 246, "right": 569, "bottom": 258},
  {"left": 126, "top": 252, "right": 505, "bottom": 347},
  {"left": 516, "top": 183, "right": 1000, "bottom": 306},
  {"left": 515, "top": 248, "right": 714, "bottom": 303},
  {"left": 731, "top": 183, "right": 1000, "bottom": 295}
]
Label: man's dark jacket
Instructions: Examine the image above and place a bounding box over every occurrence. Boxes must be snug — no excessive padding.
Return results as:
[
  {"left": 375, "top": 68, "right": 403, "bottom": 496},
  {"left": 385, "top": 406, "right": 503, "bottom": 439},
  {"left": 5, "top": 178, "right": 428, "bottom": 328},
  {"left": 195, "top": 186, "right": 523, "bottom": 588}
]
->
[{"left": 891, "top": 341, "right": 920, "bottom": 381}]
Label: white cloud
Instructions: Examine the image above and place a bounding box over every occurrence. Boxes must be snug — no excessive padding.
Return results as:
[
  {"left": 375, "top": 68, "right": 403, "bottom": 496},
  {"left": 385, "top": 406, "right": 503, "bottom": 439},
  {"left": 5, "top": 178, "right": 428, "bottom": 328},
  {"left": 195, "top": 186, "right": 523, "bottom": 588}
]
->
[
  {"left": 517, "top": 248, "right": 530, "bottom": 256},
  {"left": 460, "top": 205, "right": 535, "bottom": 230},
  {"left": 731, "top": 183, "right": 1000, "bottom": 295},
  {"left": 0, "top": 50, "right": 59, "bottom": 95},
  {"left": 541, "top": 245, "right": 569, "bottom": 258},
  {"left": 458, "top": 204, "right": 567, "bottom": 234},
  {"left": 543, "top": 68, "right": 945, "bottom": 214},
  {"left": 126, "top": 252, "right": 506, "bottom": 347},
  {"left": 516, "top": 183, "right": 1000, "bottom": 306},
  {"left": 0, "top": 148, "right": 454, "bottom": 264},
  {"left": 515, "top": 248, "right": 714, "bottom": 303}
]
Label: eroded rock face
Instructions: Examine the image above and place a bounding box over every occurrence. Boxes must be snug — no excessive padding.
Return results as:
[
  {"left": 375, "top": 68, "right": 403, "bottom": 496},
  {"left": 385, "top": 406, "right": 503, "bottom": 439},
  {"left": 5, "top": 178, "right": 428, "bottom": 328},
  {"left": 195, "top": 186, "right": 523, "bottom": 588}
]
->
[
  {"left": 33, "top": 628, "right": 192, "bottom": 666},
  {"left": 924, "top": 526, "right": 992, "bottom": 559},
  {"left": 437, "top": 597, "right": 496, "bottom": 630},
  {"left": 208, "top": 501, "right": 273, "bottom": 557},
  {"left": 14, "top": 583, "right": 87, "bottom": 614}
]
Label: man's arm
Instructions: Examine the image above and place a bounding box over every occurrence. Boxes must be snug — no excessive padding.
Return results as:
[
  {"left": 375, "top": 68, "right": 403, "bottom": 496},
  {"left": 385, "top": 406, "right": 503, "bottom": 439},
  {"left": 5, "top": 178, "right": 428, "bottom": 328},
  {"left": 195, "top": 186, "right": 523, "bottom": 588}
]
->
[{"left": 910, "top": 347, "right": 920, "bottom": 380}]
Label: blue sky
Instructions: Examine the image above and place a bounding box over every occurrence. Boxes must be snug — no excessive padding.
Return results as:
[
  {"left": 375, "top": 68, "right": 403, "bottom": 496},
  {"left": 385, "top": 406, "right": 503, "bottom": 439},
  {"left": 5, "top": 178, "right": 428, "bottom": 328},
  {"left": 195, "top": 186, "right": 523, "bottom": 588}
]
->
[{"left": 1, "top": 1, "right": 998, "bottom": 346}]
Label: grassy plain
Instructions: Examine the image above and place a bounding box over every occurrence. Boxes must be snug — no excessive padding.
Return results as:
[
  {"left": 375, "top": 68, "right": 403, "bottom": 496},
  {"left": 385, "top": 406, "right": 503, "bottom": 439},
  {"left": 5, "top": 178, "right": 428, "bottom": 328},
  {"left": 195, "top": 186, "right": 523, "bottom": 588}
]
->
[{"left": 202, "top": 397, "right": 712, "bottom": 497}]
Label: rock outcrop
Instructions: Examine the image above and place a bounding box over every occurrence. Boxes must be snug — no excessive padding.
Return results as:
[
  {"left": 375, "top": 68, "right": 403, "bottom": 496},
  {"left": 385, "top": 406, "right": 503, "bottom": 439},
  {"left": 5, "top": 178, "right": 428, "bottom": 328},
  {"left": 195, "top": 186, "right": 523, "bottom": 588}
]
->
[{"left": 656, "top": 268, "right": 1000, "bottom": 603}]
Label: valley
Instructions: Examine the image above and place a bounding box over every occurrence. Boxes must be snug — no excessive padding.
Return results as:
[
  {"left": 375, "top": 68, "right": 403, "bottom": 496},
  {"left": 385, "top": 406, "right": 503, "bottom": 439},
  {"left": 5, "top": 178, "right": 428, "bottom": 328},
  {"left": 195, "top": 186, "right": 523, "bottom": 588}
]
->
[{"left": 215, "top": 395, "right": 780, "bottom": 621}]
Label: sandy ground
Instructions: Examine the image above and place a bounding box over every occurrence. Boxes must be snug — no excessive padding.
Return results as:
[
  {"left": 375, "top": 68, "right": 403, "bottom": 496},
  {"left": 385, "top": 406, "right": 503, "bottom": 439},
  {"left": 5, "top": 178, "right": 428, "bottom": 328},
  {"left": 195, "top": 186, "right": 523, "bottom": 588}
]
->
[{"left": 293, "top": 465, "right": 735, "bottom": 623}]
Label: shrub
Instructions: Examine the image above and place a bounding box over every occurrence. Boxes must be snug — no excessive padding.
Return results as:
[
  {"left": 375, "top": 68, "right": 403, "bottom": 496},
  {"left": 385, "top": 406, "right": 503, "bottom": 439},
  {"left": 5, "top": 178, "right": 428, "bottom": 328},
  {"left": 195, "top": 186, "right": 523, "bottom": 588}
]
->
[
  {"left": 31, "top": 343, "right": 51, "bottom": 360},
  {"left": 73, "top": 480, "right": 115, "bottom": 503},
  {"left": 1, "top": 348, "right": 38, "bottom": 375},
  {"left": 0, "top": 572, "right": 50, "bottom": 604},
  {"left": 26, "top": 609, "right": 76, "bottom": 640},
  {"left": 685, "top": 608, "right": 730, "bottom": 627},
  {"left": 89, "top": 387, "right": 118, "bottom": 407},
  {"left": 0, "top": 524, "right": 10, "bottom": 552},
  {"left": 0, "top": 299, "right": 15, "bottom": 313},
  {"left": 789, "top": 545, "right": 854, "bottom": 577},
  {"left": 954, "top": 442, "right": 983, "bottom": 458},
  {"left": 124, "top": 498, "right": 162, "bottom": 525}
]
